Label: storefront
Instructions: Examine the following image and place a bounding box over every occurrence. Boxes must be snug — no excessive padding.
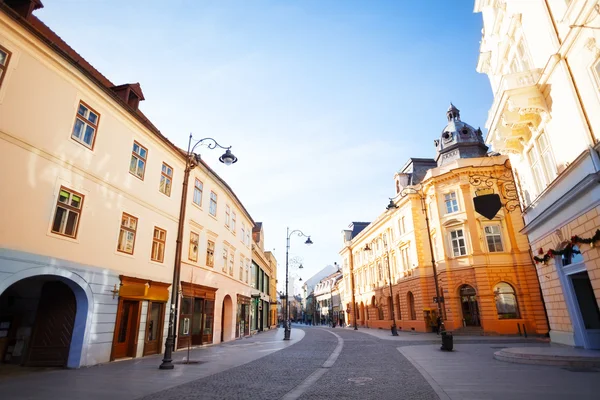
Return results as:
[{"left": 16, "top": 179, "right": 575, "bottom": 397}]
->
[
  {"left": 111, "top": 276, "right": 170, "bottom": 361},
  {"left": 177, "top": 282, "right": 217, "bottom": 349},
  {"left": 236, "top": 295, "right": 251, "bottom": 338}
]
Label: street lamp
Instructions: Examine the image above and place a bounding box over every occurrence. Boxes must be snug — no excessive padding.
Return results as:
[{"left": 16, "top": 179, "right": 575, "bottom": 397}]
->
[
  {"left": 284, "top": 228, "right": 312, "bottom": 340},
  {"left": 380, "top": 201, "right": 400, "bottom": 336},
  {"left": 394, "top": 186, "right": 447, "bottom": 340},
  {"left": 160, "top": 134, "right": 237, "bottom": 370}
]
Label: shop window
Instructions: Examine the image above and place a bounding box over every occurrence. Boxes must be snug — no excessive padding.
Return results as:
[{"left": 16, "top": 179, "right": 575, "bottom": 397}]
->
[{"left": 494, "top": 282, "right": 520, "bottom": 319}]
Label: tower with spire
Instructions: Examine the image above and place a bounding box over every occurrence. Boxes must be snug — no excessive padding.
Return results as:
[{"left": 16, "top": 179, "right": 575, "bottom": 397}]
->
[{"left": 434, "top": 104, "right": 488, "bottom": 166}]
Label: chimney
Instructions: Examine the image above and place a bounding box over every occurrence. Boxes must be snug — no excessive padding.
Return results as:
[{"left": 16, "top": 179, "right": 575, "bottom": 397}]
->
[
  {"left": 110, "top": 83, "right": 145, "bottom": 111},
  {"left": 4, "top": 0, "right": 44, "bottom": 19}
]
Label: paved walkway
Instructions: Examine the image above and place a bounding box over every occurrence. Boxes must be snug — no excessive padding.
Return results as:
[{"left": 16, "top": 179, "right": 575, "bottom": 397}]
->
[
  {"left": 340, "top": 325, "right": 547, "bottom": 343},
  {"left": 399, "top": 342, "right": 600, "bottom": 400},
  {"left": 0, "top": 328, "right": 304, "bottom": 400}
]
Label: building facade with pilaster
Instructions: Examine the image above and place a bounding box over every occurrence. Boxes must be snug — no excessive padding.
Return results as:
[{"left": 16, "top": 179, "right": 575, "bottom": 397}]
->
[{"left": 476, "top": 0, "right": 600, "bottom": 348}]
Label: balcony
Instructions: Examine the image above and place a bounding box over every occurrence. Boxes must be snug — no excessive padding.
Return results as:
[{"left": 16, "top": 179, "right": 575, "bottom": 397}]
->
[{"left": 486, "top": 68, "right": 547, "bottom": 155}]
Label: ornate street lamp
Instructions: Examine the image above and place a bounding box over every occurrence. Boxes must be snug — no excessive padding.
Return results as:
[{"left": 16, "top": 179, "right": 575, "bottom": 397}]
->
[
  {"left": 284, "top": 228, "right": 312, "bottom": 340},
  {"left": 382, "top": 199, "right": 399, "bottom": 336},
  {"left": 160, "top": 134, "right": 237, "bottom": 370}
]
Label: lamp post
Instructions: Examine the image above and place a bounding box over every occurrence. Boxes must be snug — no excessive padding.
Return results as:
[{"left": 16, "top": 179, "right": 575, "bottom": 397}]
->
[
  {"left": 284, "top": 228, "right": 312, "bottom": 340},
  {"left": 160, "top": 134, "right": 237, "bottom": 370},
  {"left": 391, "top": 187, "right": 445, "bottom": 336}
]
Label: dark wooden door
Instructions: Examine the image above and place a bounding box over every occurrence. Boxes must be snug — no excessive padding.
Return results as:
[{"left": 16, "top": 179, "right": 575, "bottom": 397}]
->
[
  {"left": 26, "top": 281, "right": 76, "bottom": 367},
  {"left": 112, "top": 300, "right": 140, "bottom": 359},
  {"left": 460, "top": 286, "right": 480, "bottom": 327},
  {"left": 191, "top": 298, "right": 204, "bottom": 346},
  {"left": 203, "top": 300, "right": 215, "bottom": 344},
  {"left": 143, "top": 302, "right": 164, "bottom": 356}
]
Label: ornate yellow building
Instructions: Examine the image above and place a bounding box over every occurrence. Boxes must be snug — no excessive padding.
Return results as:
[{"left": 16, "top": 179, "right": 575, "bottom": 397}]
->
[{"left": 341, "top": 106, "right": 548, "bottom": 336}]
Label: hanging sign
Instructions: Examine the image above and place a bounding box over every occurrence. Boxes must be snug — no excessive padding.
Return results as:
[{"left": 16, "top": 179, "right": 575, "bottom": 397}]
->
[{"left": 473, "top": 189, "right": 502, "bottom": 220}]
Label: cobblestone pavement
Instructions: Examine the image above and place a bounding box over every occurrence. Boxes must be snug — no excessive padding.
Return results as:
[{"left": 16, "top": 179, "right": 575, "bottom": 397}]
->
[{"left": 141, "top": 326, "right": 438, "bottom": 400}]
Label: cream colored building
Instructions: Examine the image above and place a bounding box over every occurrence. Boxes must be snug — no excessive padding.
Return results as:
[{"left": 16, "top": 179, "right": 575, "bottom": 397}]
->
[
  {"left": 476, "top": 0, "right": 600, "bottom": 348},
  {"left": 0, "top": 1, "right": 260, "bottom": 368},
  {"left": 341, "top": 106, "right": 548, "bottom": 336}
]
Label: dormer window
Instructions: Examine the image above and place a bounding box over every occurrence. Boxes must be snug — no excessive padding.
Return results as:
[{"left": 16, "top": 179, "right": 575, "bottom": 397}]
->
[{"left": 110, "top": 83, "right": 145, "bottom": 111}]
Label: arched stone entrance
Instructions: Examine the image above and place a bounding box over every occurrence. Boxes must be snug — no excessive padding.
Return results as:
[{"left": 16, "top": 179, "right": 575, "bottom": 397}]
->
[
  {"left": 0, "top": 271, "right": 91, "bottom": 368},
  {"left": 459, "top": 285, "right": 480, "bottom": 326},
  {"left": 220, "top": 295, "right": 233, "bottom": 343}
]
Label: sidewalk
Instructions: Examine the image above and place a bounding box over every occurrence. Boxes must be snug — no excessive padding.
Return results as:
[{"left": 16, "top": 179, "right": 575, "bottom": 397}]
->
[
  {"left": 399, "top": 342, "right": 600, "bottom": 400},
  {"left": 0, "top": 328, "right": 305, "bottom": 400},
  {"left": 344, "top": 325, "right": 546, "bottom": 343}
]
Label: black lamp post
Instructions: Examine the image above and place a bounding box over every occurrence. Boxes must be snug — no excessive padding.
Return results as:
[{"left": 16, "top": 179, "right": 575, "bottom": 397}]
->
[
  {"left": 383, "top": 199, "right": 399, "bottom": 336},
  {"left": 284, "top": 228, "right": 312, "bottom": 340},
  {"left": 394, "top": 187, "right": 446, "bottom": 337},
  {"left": 159, "top": 134, "right": 237, "bottom": 370}
]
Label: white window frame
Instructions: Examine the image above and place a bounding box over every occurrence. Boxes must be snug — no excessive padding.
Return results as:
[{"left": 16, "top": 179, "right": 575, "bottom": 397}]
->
[
  {"left": 484, "top": 224, "right": 504, "bottom": 253},
  {"left": 129, "top": 141, "right": 147, "bottom": 180},
  {"left": 449, "top": 228, "right": 467, "bottom": 257},
  {"left": 225, "top": 205, "right": 231, "bottom": 228},
  {"left": 193, "top": 179, "right": 203, "bottom": 206},
  {"left": 209, "top": 191, "right": 218, "bottom": 216},
  {"left": 444, "top": 192, "right": 459, "bottom": 214},
  {"left": 526, "top": 131, "right": 557, "bottom": 196},
  {"left": 71, "top": 101, "right": 100, "bottom": 149}
]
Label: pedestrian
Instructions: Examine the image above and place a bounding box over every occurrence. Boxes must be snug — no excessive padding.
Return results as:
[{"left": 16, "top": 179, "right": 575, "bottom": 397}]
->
[{"left": 436, "top": 316, "right": 442, "bottom": 335}]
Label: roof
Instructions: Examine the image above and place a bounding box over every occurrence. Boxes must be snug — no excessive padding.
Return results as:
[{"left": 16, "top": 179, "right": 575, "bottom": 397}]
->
[
  {"left": 252, "top": 222, "right": 263, "bottom": 233},
  {"left": 0, "top": 3, "right": 255, "bottom": 226},
  {"left": 349, "top": 222, "right": 370, "bottom": 239}
]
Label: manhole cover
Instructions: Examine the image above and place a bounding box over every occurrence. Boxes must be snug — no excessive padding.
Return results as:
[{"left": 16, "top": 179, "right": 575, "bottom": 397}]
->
[
  {"left": 173, "top": 360, "right": 205, "bottom": 365},
  {"left": 348, "top": 377, "right": 372, "bottom": 386}
]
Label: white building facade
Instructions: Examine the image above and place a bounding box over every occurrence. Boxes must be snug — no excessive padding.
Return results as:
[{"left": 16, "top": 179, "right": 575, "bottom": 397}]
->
[{"left": 476, "top": 0, "right": 600, "bottom": 348}]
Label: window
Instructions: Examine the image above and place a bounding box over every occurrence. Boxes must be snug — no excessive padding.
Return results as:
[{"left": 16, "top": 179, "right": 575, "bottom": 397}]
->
[
  {"left": 398, "top": 216, "right": 406, "bottom": 235},
  {"left": 222, "top": 248, "right": 228, "bottom": 272},
  {"left": 444, "top": 192, "right": 459, "bottom": 214},
  {"left": 484, "top": 225, "right": 504, "bottom": 253},
  {"left": 593, "top": 58, "right": 600, "bottom": 87},
  {"left": 117, "top": 213, "right": 138, "bottom": 254},
  {"left": 527, "top": 132, "right": 557, "bottom": 196},
  {"left": 206, "top": 240, "right": 215, "bottom": 267},
  {"left": 449, "top": 228, "right": 467, "bottom": 256},
  {"left": 225, "top": 205, "right": 231, "bottom": 228},
  {"left": 193, "top": 179, "right": 203, "bottom": 206},
  {"left": 377, "top": 262, "right": 383, "bottom": 282},
  {"left": 246, "top": 230, "right": 251, "bottom": 247},
  {"left": 562, "top": 244, "right": 584, "bottom": 266},
  {"left": 71, "top": 101, "right": 100, "bottom": 149},
  {"left": 51, "top": 187, "right": 84, "bottom": 238},
  {"left": 159, "top": 163, "right": 173, "bottom": 196},
  {"left": 245, "top": 260, "right": 249, "bottom": 283},
  {"left": 209, "top": 191, "right": 217, "bottom": 216},
  {"left": 401, "top": 247, "right": 410, "bottom": 272},
  {"left": 241, "top": 223, "right": 245, "bottom": 243},
  {"left": 0, "top": 44, "right": 11, "bottom": 89},
  {"left": 494, "top": 282, "right": 520, "bottom": 319},
  {"left": 129, "top": 141, "right": 147, "bottom": 179},
  {"left": 229, "top": 251, "right": 234, "bottom": 275},
  {"left": 231, "top": 212, "right": 237, "bottom": 233},
  {"left": 407, "top": 291, "right": 416, "bottom": 320},
  {"left": 239, "top": 258, "right": 244, "bottom": 280},
  {"left": 189, "top": 232, "right": 199, "bottom": 262},
  {"left": 151, "top": 227, "right": 166, "bottom": 262}
]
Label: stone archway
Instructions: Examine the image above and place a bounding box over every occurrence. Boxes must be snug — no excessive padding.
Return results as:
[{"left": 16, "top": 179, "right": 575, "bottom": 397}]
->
[
  {"left": 220, "top": 295, "right": 234, "bottom": 343},
  {"left": 0, "top": 268, "right": 93, "bottom": 368},
  {"left": 459, "top": 285, "right": 480, "bottom": 327}
]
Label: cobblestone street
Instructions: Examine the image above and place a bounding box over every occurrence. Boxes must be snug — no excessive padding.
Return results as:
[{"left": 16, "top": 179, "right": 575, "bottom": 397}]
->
[{"left": 2, "top": 326, "right": 599, "bottom": 399}]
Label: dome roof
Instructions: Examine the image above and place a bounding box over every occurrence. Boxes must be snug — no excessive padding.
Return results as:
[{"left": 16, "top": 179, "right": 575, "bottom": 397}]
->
[{"left": 434, "top": 104, "right": 487, "bottom": 166}]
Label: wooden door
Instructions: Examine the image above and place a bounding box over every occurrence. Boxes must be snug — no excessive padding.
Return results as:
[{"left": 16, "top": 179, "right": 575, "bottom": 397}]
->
[
  {"left": 202, "top": 300, "right": 215, "bottom": 344},
  {"left": 26, "top": 281, "right": 76, "bottom": 367},
  {"left": 191, "top": 298, "right": 204, "bottom": 346},
  {"left": 143, "top": 302, "right": 165, "bottom": 356},
  {"left": 112, "top": 299, "right": 140, "bottom": 359}
]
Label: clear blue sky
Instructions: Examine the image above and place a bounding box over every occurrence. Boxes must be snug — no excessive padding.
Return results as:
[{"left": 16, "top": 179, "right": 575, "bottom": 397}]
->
[{"left": 38, "top": 0, "right": 491, "bottom": 292}]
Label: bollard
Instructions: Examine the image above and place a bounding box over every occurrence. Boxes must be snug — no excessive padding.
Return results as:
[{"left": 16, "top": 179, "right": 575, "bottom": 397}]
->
[
  {"left": 440, "top": 331, "right": 454, "bottom": 351},
  {"left": 517, "top": 323, "right": 522, "bottom": 336}
]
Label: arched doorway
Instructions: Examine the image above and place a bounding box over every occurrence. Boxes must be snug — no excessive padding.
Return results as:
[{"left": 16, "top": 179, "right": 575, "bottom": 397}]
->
[
  {"left": 407, "top": 292, "right": 416, "bottom": 320},
  {"left": 0, "top": 275, "right": 87, "bottom": 368},
  {"left": 220, "top": 295, "right": 233, "bottom": 343},
  {"left": 459, "top": 285, "right": 480, "bottom": 326}
]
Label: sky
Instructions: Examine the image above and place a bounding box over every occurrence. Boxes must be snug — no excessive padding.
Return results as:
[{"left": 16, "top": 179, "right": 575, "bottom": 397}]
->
[{"left": 37, "top": 0, "right": 493, "bottom": 293}]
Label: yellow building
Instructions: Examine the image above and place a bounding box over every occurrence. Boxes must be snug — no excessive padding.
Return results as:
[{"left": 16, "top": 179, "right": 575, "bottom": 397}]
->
[
  {"left": 341, "top": 106, "right": 548, "bottom": 336},
  {"left": 476, "top": 0, "right": 600, "bottom": 348},
  {"left": 251, "top": 223, "right": 278, "bottom": 333}
]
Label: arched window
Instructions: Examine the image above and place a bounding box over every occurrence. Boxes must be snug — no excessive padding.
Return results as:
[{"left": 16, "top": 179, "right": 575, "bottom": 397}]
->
[
  {"left": 407, "top": 291, "right": 416, "bottom": 320},
  {"left": 494, "top": 282, "right": 520, "bottom": 319},
  {"left": 396, "top": 293, "right": 402, "bottom": 320}
]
